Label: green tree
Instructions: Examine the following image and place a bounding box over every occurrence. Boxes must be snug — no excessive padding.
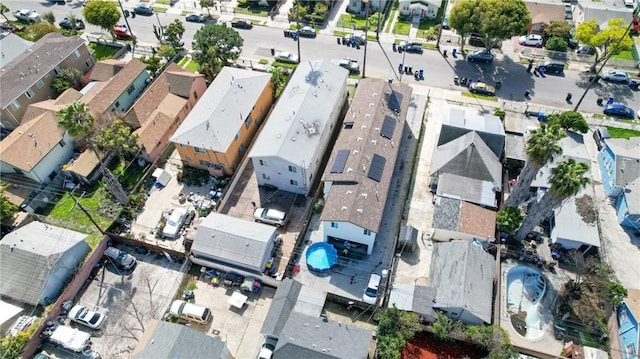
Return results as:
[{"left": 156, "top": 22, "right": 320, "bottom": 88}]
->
[
  {"left": 200, "top": 0, "right": 215, "bottom": 17},
  {"left": 449, "top": 0, "right": 481, "bottom": 52},
  {"left": 377, "top": 305, "right": 421, "bottom": 359},
  {"left": 42, "top": 11, "right": 55, "bottom": 24},
  {"left": 430, "top": 312, "right": 456, "bottom": 341},
  {"left": 51, "top": 68, "right": 83, "bottom": 95},
  {"left": 0, "top": 187, "right": 18, "bottom": 221},
  {"left": 515, "top": 159, "right": 590, "bottom": 240},
  {"left": 574, "top": 18, "right": 633, "bottom": 72},
  {"left": 289, "top": 1, "right": 308, "bottom": 22},
  {"left": 548, "top": 111, "right": 589, "bottom": 133},
  {"left": 192, "top": 23, "right": 243, "bottom": 79},
  {"left": 164, "top": 19, "right": 186, "bottom": 45},
  {"left": 140, "top": 55, "right": 162, "bottom": 78},
  {"left": 545, "top": 36, "right": 568, "bottom": 52},
  {"left": 314, "top": 2, "right": 328, "bottom": 17},
  {"left": 95, "top": 119, "right": 139, "bottom": 162},
  {"left": 0, "top": 332, "right": 30, "bottom": 359},
  {"left": 83, "top": 0, "right": 121, "bottom": 34},
  {"left": 157, "top": 44, "right": 177, "bottom": 60},
  {"left": 23, "top": 22, "right": 58, "bottom": 41},
  {"left": 544, "top": 20, "right": 573, "bottom": 41},
  {"left": 0, "top": 3, "right": 11, "bottom": 23},
  {"left": 504, "top": 124, "right": 564, "bottom": 208},
  {"left": 601, "top": 281, "right": 627, "bottom": 308},
  {"left": 64, "top": 13, "right": 80, "bottom": 36},
  {"left": 270, "top": 66, "right": 288, "bottom": 98},
  {"left": 477, "top": 0, "right": 530, "bottom": 51},
  {"left": 496, "top": 207, "right": 524, "bottom": 235}
]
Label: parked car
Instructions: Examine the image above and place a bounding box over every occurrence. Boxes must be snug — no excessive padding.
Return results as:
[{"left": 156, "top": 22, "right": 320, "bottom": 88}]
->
[
  {"left": 469, "top": 82, "right": 496, "bottom": 96},
  {"left": 47, "top": 326, "right": 91, "bottom": 353},
  {"left": 112, "top": 25, "right": 135, "bottom": 40},
  {"left": 536, "top": 61, "right": 565, "bottom": 74},
  {"left": 576, "top": 45, "right": 595, "bottom": 55},
  {"left": 603, "top": 103, "right": 635, "bottom": 119},
  {"left": 169, "top": 300, "right": 212, "bottom": 324},
  {"left": 133, "top": 4, "right": 153, "bottom": 15},
  {"left": 104, "top": 247, "right": 136, "bottom": 270},
  {"left": 362, "top": 273, "right": 382, "bottom": 305},
  {"left": 231, "top": 19, "right": 252, "bottom": 29},
  {"left": 67, "top": 305, "right": 106, "bottom": 330},
  {"left": 625, "top": 0, "right": 635, "bottom": 7},
  {"left": 519, "top": 34, "right": 543, "bottom": 47},
  {"left": 398, "top": 41, "right": 423, "bottom": 54},
  {"left": 253, "top": 207, "right": 287, "bottom": 227},
  {"left": 298, "top": 26, "right": 316, "bottom": 38},
  {"left": 601, "top": 70, "right": 630, "bottom": 83},
  {"left": 467, "top": 50, "right": 494, "bottom": 63},
  {"left": 160, "top": 35, "right": 185, "bottom": 47},
  {"left": 274, "top": 51, "right": 299, "bottom": 64},
  {"left": 59, "top": 18, "right": 85, "bottom": 30},
  {"left": 163, "top": 208, "right": 188, "bottom": 238},
  {"left": 13, "top": 9, "right": 40, "bottom": 23},
  {"left": 441, "top": 17, "right": 450, "bottom": 30},
  {"left": 259, "top": 338, "right": 278, "bottom": 359},
  {"left": 343, "top": 33, "right": 366, "bottom": 45},
  {"left": 186, "top": 12, "right": 207, "bottom": 23},
  {"left": 334, "top": 57, "right": 360, "bottom": 74}
]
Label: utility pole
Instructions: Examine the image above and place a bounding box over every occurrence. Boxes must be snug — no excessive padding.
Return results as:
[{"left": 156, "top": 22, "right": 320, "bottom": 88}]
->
[
  {"left": 117, "top": 0, "right": 136, "bottom": 57},
  {"left": 296, "top": 1, "right": 301, "bottom": 63},
  {"left": 362, "top": 0, "right": 370, "bottom": 78},
  {"left": 435, "top": 0, "right": 449, "bottom": 50}
]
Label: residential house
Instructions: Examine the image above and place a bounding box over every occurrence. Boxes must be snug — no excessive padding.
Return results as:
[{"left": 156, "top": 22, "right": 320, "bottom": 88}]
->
[
  {"left": 320, "top": 79, "right": 412, "bottom": 256},
  {"left": 617, "top": 289, "right": 640, "bottom": 359},
  {"left": 125, "top": 63, "right": 206, "bottom": 162},
  {"left": 388, "top": 240, "right": 495, "bottom": 325},
  {"left": 437, "top": 106, "right": 505, "bottom": 159},
  {"left": 81, "top": 58, "right": 149, "bottom": 121},
  {"left": 250, "top": 59, "right": 349, "bottom": 195},
  {"left": 261, "top": 279, "right": 372, "bottom": 359},
  {"left": 0, "top": 300, "right": 25, "bottom": 335},
  {"left": 0, "top": 33, "right": 94, "bottom": 129},
  {"left": 346, "top": 0, "right": 390, "bottom": 14},
  {"left": 598, "top": 137, "right": 640, "bottom": 233},
  {"left": 0, "top": 222, "right": 90, "bottom": 306},
  {"left": 430, "top": 131, "right": 502, "bottom": 208},
  {"left": 398, "top": 0, "right": 441, "bottom": 19},
  {"left": 573, "top": 1, "right": 633, "bottom": 28},
  {"left": 525, "top": 2, "right": 567, "bottom": 35},
  {"left": 133, "top": 320, "right": 233, "bottom": 359},
  {"left": 431, "top": 196, "right": 497, "bottom": 242},
  {"left": 171, "top": 67, "right": 272, "bottom": 176},
  {"left": 0, "top": 33, "right": 33, "bottom": 69},
  {"left": 190, "top": 213, "right": 277, "bottom": 274}
]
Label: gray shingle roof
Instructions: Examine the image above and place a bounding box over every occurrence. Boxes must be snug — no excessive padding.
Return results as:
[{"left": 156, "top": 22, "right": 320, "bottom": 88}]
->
[
  {"left": 428, "top": 240, "right": 495, "bottom": 324},
  {"left": 275, "top": 312, "right": 372, "bottom": 359},
  {"left": 261, "top": 278, "right": 302, "bottom": 338},
  {"left": 320, "top": 79, "right": 413, "bottom": 232},
  {"left": 134, "top": 320, "right": 228, "bottom": 359},
  {"left": 432, "top": 196, "right": 462, "bottom": 232},
  {"left": 605, "top": 137, "right": 640, "bottom": 213},
  {"left": 505, "top": 133, "right": 526, "bottom": 162},
  {"left": 0, "top": 33, "right": 85, "bottom": 108},
  {"left": 0, "top": 33, "right": 33, "bottom": 69},
  {"left": 577, "top": 2, "right": 633, "bottom": 27},
  {"left": 0, "top": 222, "right": 88, "bottom": 305},
  {"left": 170, "top": 67, "right": 271, "bottom": 151},
  {"left": 437, "top": 106, "right": 505, "bottom": 158},
  {"left": 436, "top": 173, "right": 498, "bottom": 208},
  {"left": 250, "top": 60, "right": 349, "bottom": 164}
]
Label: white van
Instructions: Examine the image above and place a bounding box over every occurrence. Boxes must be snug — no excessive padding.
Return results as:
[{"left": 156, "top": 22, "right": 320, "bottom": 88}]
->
[
  {"left": 169, "top": 300, "right": 212, "bottom": 324},
  {"left": 362, "top": 273, "right": 382, "bottom": 305}
]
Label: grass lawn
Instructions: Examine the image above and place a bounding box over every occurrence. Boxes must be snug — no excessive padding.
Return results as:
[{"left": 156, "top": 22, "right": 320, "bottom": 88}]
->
[
  {"left": 416, "top": 19, "right": 438, "bottom": 39},
  {"left": 88, "top": 42, "right": 121, "bottom": 60},
  {"left": 393, "top": 21, "right": 411, "bottom": 36},
  {"left": 384, "top": 10, "right": 396, "bottom": 33},
  {"left": 348, "top": 84, "right": 356, "bottom": 100},
  {"left": 235, "top": 5, "right": 270, "bottom": 17},
  {"left": 606, "top": 126, "right": 640, "bottom": 139},
  {"left": 337, "top": 14, "right": 377, "bottom": 32},
  {"left": 273, "top": 61, "right": 298, "bottom": 69},
  {"left": 592, "top": 114, "right": 609, "bottom": 120},
  {"left": 155, "top": 0, "right": 171, "bottom": 4},
  {"left": 177, "top": 56, "right": 199, "bottom": 72},
  {"left": 153, "top": 7, "right": 168, "bottom": 13},
  {"left": 113, "top": 159, "right": 150, "bottom": 191},
  {"left": 611, "top": 49, "right": 634, "bottom": 60},
  {"left": 462, "top": 92, "right": 499, "bottom": 102}
]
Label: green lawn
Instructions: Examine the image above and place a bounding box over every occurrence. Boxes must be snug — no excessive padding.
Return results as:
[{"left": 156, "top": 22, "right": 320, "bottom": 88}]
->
[
  {"left": 88, "top": 42, "right": 121, "bottom": 60},
  {"left": 337, "top": 14, "right": 377, "bottom": 32},
  {"left": 384, "top": 9, "right": 396, "bottom": 33},
  {"left": 417, "top": 19, "right": 438, "bottom": 40},
  {"left": 234, "top": 3, "right": 270, "bottom": 17},
  {"left": 273, "top": 61, "right": 298, "bottom": 69},
  {"left": 113, "top": 159, "right": 150, "bottom": 191},
  {"left": 155, "top": 0, "right": 171, "bottom": 4},
  {"left": 606, "top": 126, "right": 640, "bottom": 139},
  {"left": 177, "top": 56, "right": 199, "bottom": 72},
  {"left": 611, "top": 49, "right": 634, "bottom": 60},
  {"left": 153, "top": 7, "right": 168, "bottom": 13},
  {"left": 462, "top": 92, "right": 499, "bottom": 102},
  {"left": 393, "top": 21, "right": 411, "bottom": 36}
]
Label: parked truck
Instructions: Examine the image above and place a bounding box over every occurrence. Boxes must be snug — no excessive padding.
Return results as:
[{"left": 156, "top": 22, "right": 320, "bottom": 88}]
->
[{"left": 47, "top": 325, "right": 91, "bottom": 353}]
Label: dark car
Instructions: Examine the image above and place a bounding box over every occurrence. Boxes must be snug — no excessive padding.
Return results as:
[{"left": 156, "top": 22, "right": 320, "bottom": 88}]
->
[
  {"left": 59, "top": 18, "right": 85, "bottom": 30},
  {"left": 343, "top": 33, "right": 366, "bottom": 45},
  {"left": 231, "top": 19, "right": 253, "bottom": 29},
  {"left": 577, "top": 45, "right": 595, "bottom": 55},
  {"left": 133, "top": 4, "right": 153, "bottom": 15},
  {"left": 467, "top": 50, "right": 494, "bottom": 63},
  {"left": 186, "top": 12, "right": 207, "bottom": 23},
  {"left": 536, "top": 61, "right": 565, "bottom": 74},
  {"left": 399, "top": 41, "right": 423, "bottom": 54},
  {"left": 298, "top": 26, "right": 316, "bottom": 38},
  {"left": 441, "top": 17, "right": 450, "bottom": 30},
  {"left": 603, "top": 104, "right": 635, "bottom": 119}
]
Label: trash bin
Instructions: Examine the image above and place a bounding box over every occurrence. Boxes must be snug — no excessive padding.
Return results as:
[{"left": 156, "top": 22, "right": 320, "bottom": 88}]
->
[
  {"left": 452, "top": 48, "right": 457, "bottom": 57},
  {"left": 538, "top": 112, "right": 545, "bottom": 122},
  {"left": 392, "top": 43, "right": 397, "bottom": 51},
  {"left": 496, "top": 81, "right": 502, "bottom": 89}
]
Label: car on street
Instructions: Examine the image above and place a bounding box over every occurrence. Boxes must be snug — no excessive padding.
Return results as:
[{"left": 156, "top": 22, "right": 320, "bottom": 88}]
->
[
  {"left": 536, "top": 61, "right": 565, "bottom": 74},
  {"left": 112, "top": 25, "right": 135, "bottom": 40},
  {"left": 163, "top": 208, "right": 189, "bottom": 238},
  {"left": 59, "top": 18, "right": 85, "bottom": 30},
  {"left": 334, "top": 57, "right": 360, "bottom": 74},
  {"left": 362, "top": 273, "right": 382, "bottom": 305},
  {"left": 343, "top": 33, "right": 366, "bottom": 45},
  {"left": 577, "top": 45, "right": 595, "bottom": 55},
  {"left": 13, "top": 9, "right": 40, "bottom": 23},
  {"left": 274, "top": 51, "right": 299, "bottom": 64},
  {"left": 398, "top": 41, "right": 424, "bottom": 54},
  {"left": 469, "top": 82, "right": 496, "bottom": 96},
  {"left": 467, "top": 50, "right": 494, "bottom": 63},
  {"left": 186, "top": 12, "right": 207, "bottom": 23},
  {"left": 253, "top": 207, "right": 287, "bottom": 226},
  {"left": 259, "top": 338, "right": 278, "bottom": 359},
  {"left": 160, "top": 35, "right": 185, "bottom": 48},
  {"left": 601, "top": 70, "right": 630, "bottom": 83},
  {"left": 231, "top": 19, "right": 253, "bottom": 29},
  {"left": 441, "top": 17, "right": 450, "bottom": 30},
  {"left": 104, "top": 247, "right": 136, "bottom": 270},
  {"left": 68, "top": 305, "right": 106, "bottom": 330},
  {"left": 625, "top": 0, "right": 634, "bottom": 7},
  {"left": 298, "top": 26, "right": 316, "bottom": 38},
  {"left": 133, "top": 4, "right": 153, "bottom": 15},
  {"left": 519, "top": 34, "right": 543, "bottom": 47},
  {"left": 603, "top": 104, "right": 634, "bottom": 119}
]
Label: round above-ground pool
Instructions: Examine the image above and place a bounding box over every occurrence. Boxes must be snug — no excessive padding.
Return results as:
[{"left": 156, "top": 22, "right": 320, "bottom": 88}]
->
[
  {"left": 305, "top": 242, "right": 338, "bottom": 272},
  {"left": 506, "top": 266, "right": 546, "bottom": 341}
]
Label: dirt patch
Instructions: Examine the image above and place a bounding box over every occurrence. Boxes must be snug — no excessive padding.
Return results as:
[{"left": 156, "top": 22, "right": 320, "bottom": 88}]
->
[
  {"left": 575, "top": 194, "right": 596, "bottom": 224},
  {"left": 401, "top": 332, "right": 487, "bottom": 359}
]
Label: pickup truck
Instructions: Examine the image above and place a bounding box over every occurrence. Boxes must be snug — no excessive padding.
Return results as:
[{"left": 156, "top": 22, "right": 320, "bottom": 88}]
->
[
  {"left": 47, "top": 325, "right": 91, "bottom": 353},
  {"left": 162, "top": 208, "right": 188, "bottom": 238},
  {"left": 13, "top": 9, "right": 41, "bottom": 23}
]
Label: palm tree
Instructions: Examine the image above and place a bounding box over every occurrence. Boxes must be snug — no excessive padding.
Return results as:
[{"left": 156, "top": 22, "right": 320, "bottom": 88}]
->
[
  {"left": 514, "top": 159, "right": 590, "bottom": 241},
  {"left": 504, "top": 124, "right": 564, "bottom": 208}
]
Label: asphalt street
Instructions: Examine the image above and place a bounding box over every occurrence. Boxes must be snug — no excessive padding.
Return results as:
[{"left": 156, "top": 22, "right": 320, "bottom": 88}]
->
[{"left": 6, "top": 1, "right": 640, "bottom": 114}]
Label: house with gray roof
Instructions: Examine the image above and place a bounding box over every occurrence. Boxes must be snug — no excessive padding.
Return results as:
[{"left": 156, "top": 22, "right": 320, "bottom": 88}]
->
[
  {"left": 320, "top": 79, "right": 412, "bottom": 255},
  {"left": 190, "top": 213, "right": 276, "bottom": 274},
  {"left": 171, "top": 67, "right": 272, "bottom": 176},
  {"left": 0, "top": 33, "right": 33, "bottom": 69},
  {"left": 0, "top": 222, "right": 90, "bottom": 306},
  {"left": 598, "top": 136, "right": 640, "bottom": 234},
  {"left": 437, "top": 106, "right": 505, "bottom": 158},
  {"left": 0, "top": 33, "right": 94, "bottom": 129},
  {"left": 250, "top": 59, "right": 349, "bottom": 195},
  {"left": 574, "top": 0, "right": 633, "bottom": 29},
  {"left": 431, "top": 196, "right": 497, "bottom": 242},
  {"left": 133, "top": 320, "right": 233, "bottom": 359}
]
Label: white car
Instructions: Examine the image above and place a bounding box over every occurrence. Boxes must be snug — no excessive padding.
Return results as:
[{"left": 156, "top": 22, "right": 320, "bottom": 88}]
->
[
  {"left": 68, "top": 305, "right": 106, "bottom": 330},
  {"left": 274, "top": 51, "right": 299, "bottom": 64},
  {"left": 519, "top": 34, "right": 543, "bottom": 47},
  {"left": 362, "top": 273, "right": 382, "bottom": 305},
  {"left": 258, "top": 338, "right": 278, "bottom": 359},
  {"left": 601, "top": 70, "right": 630, "bottom": 83},
  {"left": 625, "top": 0, "right": 634, "bottom": 7},
  {"left": 13, "top": 9, "right": 40, "bottom": 23},
  {"left": 163, "top": 208, "right": 188, "bottom": 238},
  {"left": 253, "top": 207, "right": 287, "bottom": 227}
]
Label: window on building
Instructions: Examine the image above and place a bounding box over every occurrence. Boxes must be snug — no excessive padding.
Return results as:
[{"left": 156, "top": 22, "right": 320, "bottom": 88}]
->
[
  {"left": 238, "top": 144, "right": 245, "bottom": 154},
  {"left": 194, "top": 91, "right": 199, "bottom": 100},
  {"left": 184, "top": 156, "right": 191, "bottom": 162},
  {"left": 262, "top": 173, "right": 270, "bottom": 180},
  {"left": 53, "top": 66, "right": 61, "bottom": 75},
  {"left": 85, "top": 59, "right": 92, "bottom": 68},
  {"left": 244, "top": 115, "right": 253, "bottom": 129},
  {"left": 194, "top": 147, "right": 206, "bottom": 154},
  {"left": 364, "top": 229, "right": 371, "bottom": 236},
  {"left": 73, "top": 50, "right": 81, "bottom": 59},
  {"left": 234, "top": 131, "right": 239, "bottom": 141},
  {"left": 288, "top": 165, "right": 297, "bottom": 173},
  {"left": 114, "top": 101, "right": 121, "bottom": 108},
  {"left": 59, "top": 139, "right": 66, "bottom": 147},
  {"left": 344, "top": 121, "right": 354, "bottom": 129},
  {"left": 24, "top": 89, "right": 34, "bottom": 98},
  {"left": 10, "top": 100, "right": 20, "bottom": 110},
  {"left": 126, "top": 84, "right": 136, "bottom": 95},
  {"left": 199, "top": 160, "right": 212, "bottom": 167},
  {"left": 36, "top": 80, "right": 44, "bottom": 89},
  {"left": 259, "top": 159, "right": 266, "bottom": 166},
  {"left": 179, "top": 144, "right": 186, "bottom": 148},
  {"left": 331, "top": 222, "right": 338, "bottom": 228},
  {"left": 290, "top": 179, "right": 298, "bottom": 186}
]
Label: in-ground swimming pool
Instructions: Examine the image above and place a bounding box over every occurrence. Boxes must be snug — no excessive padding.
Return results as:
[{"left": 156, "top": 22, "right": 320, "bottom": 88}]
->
[
  {"left": 305, "top": 242, "right": 338, "bottom": 272},
  {"left": 506, "top": 266, "right": 546, "bottom": 340}
]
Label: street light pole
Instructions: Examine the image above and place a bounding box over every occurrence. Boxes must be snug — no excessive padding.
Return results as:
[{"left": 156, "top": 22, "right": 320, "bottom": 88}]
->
[
  {"left": 362, "top": 0, "right": 369, "bottom": 78},
  {"left": 435, "top": 0, "right": 449, "bottom": 50}
]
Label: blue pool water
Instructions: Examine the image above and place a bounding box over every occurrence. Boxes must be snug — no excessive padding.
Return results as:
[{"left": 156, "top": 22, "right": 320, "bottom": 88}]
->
[
  {"left": 507, "top": 266, "right": 547, "bottom": 340},
  {"left": 305, "top": 242, "right": 338, "bottom": 272}
]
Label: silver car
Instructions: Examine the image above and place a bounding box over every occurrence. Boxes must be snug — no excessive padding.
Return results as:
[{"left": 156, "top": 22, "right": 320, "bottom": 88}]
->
[
  {"left": 253, "top": 208, "right": 287, "bottom": 227},
  {"left": 601, "top": 70, "right": 630, "bottom": 83}
]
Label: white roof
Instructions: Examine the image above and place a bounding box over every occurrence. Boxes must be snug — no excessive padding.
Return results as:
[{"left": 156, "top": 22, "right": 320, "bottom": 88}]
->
[
  {"left": 0, "top": 300, "right": 24, "bottom": 327},
  {"left": 551, "top": 184, "right": 600, "bottom": 248}
]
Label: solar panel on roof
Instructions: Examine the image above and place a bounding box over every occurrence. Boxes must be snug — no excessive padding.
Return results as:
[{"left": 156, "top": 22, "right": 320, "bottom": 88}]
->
[
  {"left": 368, "top": 154, "right": 386, "bottom": 182},
  {"left": 387, "top": 90, "right": 402, "bottom": 112},
  {"left": 380, "top": 115, "right": 396, "bottom": 139},
  {"left": 330, "top": 149, "right": 349, "bottom": 173}
]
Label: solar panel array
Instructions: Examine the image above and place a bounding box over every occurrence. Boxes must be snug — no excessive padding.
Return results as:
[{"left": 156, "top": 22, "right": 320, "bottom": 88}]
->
[
  {"left": 330, "top": 149, "right": 350, "bottom": 173},
  {"left": 387, "top": 90, "right": 402, "bottom": 112},
  {"left": 380, "top": 115, "right": 396, "bottom": 139},
  {"left": 368, "top": 154, "right": 386, "bottom": 182}
]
